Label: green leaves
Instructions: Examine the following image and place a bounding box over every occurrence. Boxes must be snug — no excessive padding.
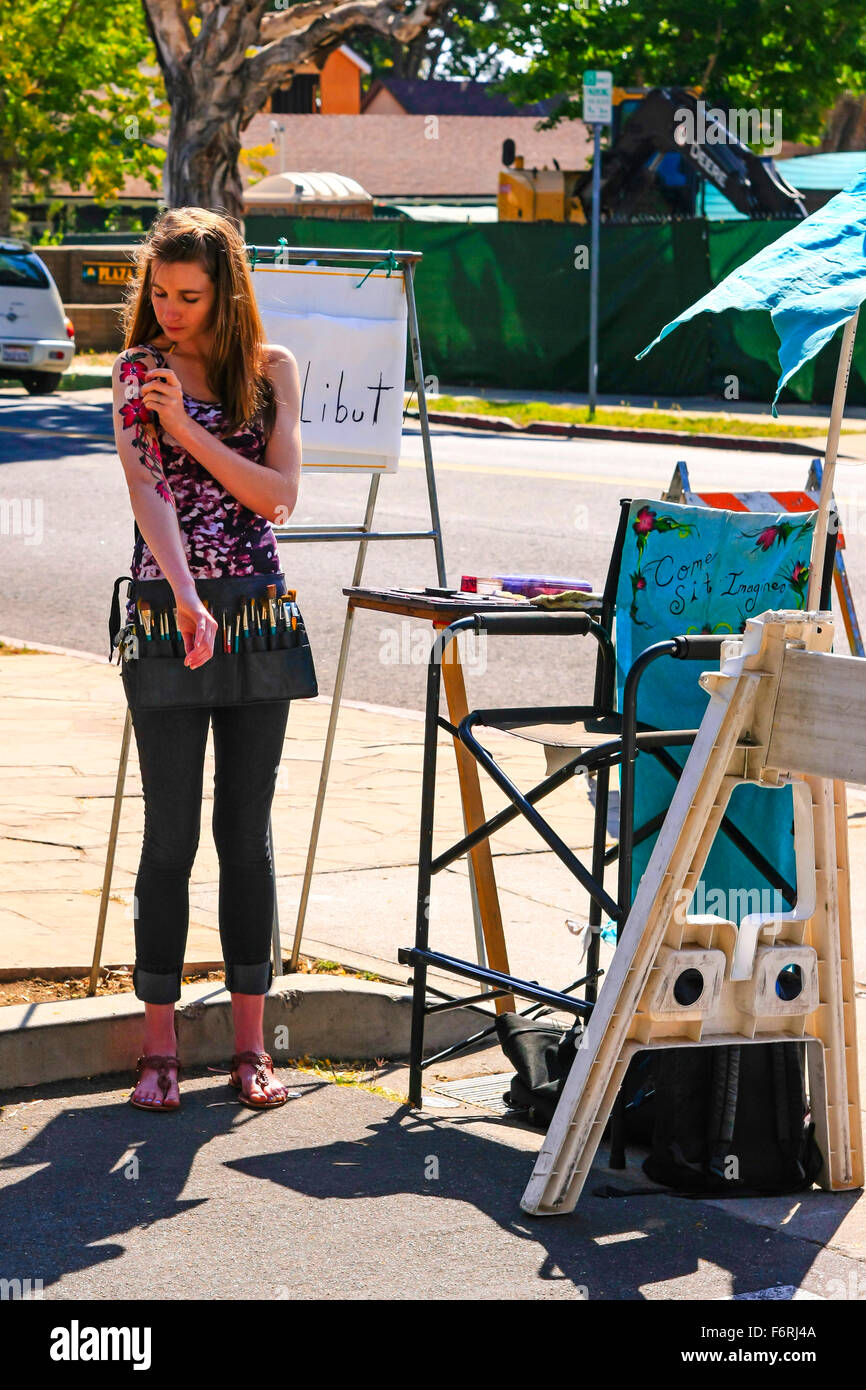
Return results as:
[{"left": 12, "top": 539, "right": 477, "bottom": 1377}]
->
[
  {"left": 0, "top": 0, "right": 167, "bottom": 235},
  {"left": 481, "top": 0, "right": 866, "bottom": 145}
]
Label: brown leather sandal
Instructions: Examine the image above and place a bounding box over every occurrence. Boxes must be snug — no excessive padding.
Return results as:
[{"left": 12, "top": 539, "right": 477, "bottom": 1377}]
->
[
  {"left": 225, "top": 1050, "right": 289, "bottom": 1109},
  {"left": 129, "top": 1054, "right": 182, "bottom": 1112}
]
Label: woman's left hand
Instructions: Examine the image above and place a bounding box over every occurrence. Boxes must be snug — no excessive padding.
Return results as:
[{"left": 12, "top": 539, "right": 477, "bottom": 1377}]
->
[{"left": 140, "top": 367, "right": 189, "bottom": 439}]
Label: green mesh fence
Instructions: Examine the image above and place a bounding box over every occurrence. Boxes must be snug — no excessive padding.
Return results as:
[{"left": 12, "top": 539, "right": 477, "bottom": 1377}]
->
[{"left": 244, "top": 215, "right": 866, "bottom": 406}]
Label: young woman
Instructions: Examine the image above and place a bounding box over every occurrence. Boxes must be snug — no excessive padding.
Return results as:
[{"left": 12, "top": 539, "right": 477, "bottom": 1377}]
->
[{"left": 112, "top": 206, "right": 302, "bottom": 1112}]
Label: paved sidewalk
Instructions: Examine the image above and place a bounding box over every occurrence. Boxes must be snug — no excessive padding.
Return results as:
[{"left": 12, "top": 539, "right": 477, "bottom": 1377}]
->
[
  {"left": 0, "top": 644, "right": 620, "bottom": 990},
  {"left": 3, "top": 642, "right": 866, "bottom": 985},
  {"left": 435, "top": 382, "right": 866, "bottom": 426},
  {"left": 2, "top": 642, "right": 866, "bottom": 1298},
  {"left": 419, "top": 385, "right": 866, "bottom": 460}
]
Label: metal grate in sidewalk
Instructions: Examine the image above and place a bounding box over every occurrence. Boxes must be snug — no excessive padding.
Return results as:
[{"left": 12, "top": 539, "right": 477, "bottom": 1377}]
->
[{"left": 423, "top": 1071, "right": 516, "bottom": 1114}]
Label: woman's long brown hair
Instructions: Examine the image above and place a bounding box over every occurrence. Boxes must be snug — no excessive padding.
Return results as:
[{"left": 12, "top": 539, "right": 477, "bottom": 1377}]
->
[{"left": 120, "top": 206, "right": 277, "bottom": 441}]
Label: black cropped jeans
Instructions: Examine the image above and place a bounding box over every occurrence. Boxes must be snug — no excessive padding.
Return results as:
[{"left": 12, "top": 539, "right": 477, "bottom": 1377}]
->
[{"left": 129, "top": 697, "right": 291, "bottom": 1004}]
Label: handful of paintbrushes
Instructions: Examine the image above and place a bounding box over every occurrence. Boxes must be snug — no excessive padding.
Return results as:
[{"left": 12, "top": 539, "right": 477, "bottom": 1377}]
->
[{"left": 132, "top": 585, "right": 301, "bottom": 659}]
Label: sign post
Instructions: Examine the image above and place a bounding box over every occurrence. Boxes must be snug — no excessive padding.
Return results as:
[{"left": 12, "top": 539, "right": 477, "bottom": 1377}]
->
[{"left": 582, "top": 70, "right": 612, "bottom": 419}]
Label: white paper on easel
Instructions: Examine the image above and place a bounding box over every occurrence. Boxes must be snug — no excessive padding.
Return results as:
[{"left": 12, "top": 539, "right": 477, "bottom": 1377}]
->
[{"left": 251, "top": 264, "right": 407, "bottom": 473}]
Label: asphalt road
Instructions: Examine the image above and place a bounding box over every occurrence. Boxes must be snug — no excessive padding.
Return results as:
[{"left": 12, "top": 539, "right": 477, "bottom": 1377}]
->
[
  {"left": 2, "top": 384, "right": 864, "bottom": 712},
  {"left": 1, "top": 1065, "right": 863, "bottom": 1308}
]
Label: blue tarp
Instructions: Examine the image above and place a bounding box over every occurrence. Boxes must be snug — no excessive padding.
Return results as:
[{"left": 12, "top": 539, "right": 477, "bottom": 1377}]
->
[{"left": 637, "top": 170, "right": 866, "bottom": 413}]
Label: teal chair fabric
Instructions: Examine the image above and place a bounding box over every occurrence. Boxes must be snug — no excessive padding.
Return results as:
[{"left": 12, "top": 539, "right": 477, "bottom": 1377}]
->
[{"left": 614, "top": 497, "right": 818, "bottom": 915}]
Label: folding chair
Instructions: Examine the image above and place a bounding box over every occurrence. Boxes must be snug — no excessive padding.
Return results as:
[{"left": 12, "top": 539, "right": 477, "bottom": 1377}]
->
[{"left": 398, "top": 496, "right": 837, "bottom": 1109}]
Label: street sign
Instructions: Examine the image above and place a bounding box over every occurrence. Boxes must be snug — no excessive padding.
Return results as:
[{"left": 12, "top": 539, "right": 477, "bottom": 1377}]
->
[{"left": 582, "top": 70, "right": 612, "bottom": 125}]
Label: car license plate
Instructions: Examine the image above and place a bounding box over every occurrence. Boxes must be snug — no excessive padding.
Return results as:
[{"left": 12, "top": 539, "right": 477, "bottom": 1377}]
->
[{"left": 2, "top": 345, "right": 32, "bottom": 363}]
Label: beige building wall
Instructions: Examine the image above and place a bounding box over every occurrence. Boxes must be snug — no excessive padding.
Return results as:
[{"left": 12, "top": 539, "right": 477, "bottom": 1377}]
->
[
  {"left": 362, "top": 87, "right": 411, "bottom": 116},
  {"left": 242, "top": 112, "right": 591, "bottom": 197}
]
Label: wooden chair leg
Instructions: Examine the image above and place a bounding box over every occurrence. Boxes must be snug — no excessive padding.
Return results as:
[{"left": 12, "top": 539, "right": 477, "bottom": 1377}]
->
[{"left": 439, "top": 636, "right": 514, "bottom": 1012}]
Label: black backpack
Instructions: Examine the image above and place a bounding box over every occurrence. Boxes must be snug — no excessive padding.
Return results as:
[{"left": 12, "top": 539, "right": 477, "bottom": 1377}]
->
[
  {"left": 496, "top": 1013, "right": 823, "bottom": 1196},
  {"left": 643, "top": 1042, "right": 824, "bottom": 1196}
]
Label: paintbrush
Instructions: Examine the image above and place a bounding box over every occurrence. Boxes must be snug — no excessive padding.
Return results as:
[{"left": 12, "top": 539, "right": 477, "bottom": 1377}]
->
[
  {"left": 266, "top": 584, "right": 277, "bottom": 636},
  {"left": 277, "top": 594, "right": 297, "bottom": 632},
  {"left": 138, "top": 600, "right": 153, "bottom": 641}
]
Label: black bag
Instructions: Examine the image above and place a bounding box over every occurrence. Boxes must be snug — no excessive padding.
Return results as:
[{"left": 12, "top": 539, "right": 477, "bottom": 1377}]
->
[
  {"left": 495, "top": 1013, "right": 584, "bottom": 1128},
  {"left": 495, "top": 1012, "right": 653, "bottom": 1137},
  {"left": 108, "top": 571, "right": 318, "bottom": 710},
  {"left": 495, "top": 1011, "right": 822, "bottom": 1196},
  {"left": 642, "top": 1043, "right": 824, "bottom": 1196}
]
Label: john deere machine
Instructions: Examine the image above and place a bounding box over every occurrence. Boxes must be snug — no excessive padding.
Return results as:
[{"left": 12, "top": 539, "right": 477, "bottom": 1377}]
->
[{"left": 498, "top": 85, "right": 807, "bottom": 223}]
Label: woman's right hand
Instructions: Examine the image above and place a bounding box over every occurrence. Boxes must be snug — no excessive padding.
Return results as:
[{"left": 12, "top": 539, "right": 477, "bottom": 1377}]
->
[{"left": 174, "top": 590, "right": 219, "bottom": 668}]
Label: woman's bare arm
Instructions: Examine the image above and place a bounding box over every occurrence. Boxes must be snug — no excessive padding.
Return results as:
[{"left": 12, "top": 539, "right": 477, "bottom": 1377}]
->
[
  {"left": 146, "top": 346, "right": 302, "bottom": 523},
  {"left": 112, "top": 348, "right": 198, "bottom": 602}
]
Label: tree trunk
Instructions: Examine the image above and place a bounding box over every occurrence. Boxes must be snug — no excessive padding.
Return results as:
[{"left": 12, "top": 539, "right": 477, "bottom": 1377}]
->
[
  {"left": 162, "top": 82, "right": 246, "bottom": 230},
  {"left": 404, "top": 27, "right": 435, "bottom": 79},
  {"left": 822, "top": 94, "right": 866, "bottom": 151},
  {"left": 0, "top": 162, "right": 14, "bottom": 240},
  {"left": 143, "top": 0, "right": 452, "bottom": 220}
]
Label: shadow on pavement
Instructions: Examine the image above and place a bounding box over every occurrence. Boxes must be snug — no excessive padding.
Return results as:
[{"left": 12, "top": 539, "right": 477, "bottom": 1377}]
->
[{"left": 0, "top": 1068, "right": 859, "bottom": 1299}]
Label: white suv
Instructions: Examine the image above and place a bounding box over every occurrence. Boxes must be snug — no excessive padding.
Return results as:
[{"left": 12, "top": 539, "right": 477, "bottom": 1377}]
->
[{"left": 0, "top": 240, "right": 75, "bottom": 394}]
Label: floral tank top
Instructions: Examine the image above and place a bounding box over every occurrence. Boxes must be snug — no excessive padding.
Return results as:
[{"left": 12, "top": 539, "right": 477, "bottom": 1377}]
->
[{"left": 125, "top": 340, "right": 281, "bottom": 620}]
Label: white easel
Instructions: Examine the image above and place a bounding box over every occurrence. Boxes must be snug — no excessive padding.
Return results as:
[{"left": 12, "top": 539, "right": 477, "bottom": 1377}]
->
[{"left": 246, "top": 243, "right": 451, "bottom": 971}]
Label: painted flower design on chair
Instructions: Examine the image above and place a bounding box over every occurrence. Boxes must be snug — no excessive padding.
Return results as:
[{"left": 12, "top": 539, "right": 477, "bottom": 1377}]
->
[
  {"left": 629, "top": 506, "right": 699, "bottom": 624},
  {"left": 747, "top": 518, "right": 812, "bottom": 552},
  {"left": 633, "top": 505, "right": 698, "bottom": 556},
  {"left": 781, "top": 558, "right": 810, "bottom": 608},
  {"left": 686, "top": 621, "right": 736, "bottom": 636}
]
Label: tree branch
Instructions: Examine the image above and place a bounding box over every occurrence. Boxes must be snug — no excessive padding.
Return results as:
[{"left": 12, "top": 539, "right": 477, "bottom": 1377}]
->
[
  {"left": 242, "top": 0, "right": 453, "bottom": 123},
  {"left": 260, "top": 0, "right": 341, "bottom": 42},
  {"left": 197, "top": 0, "right": 271, "bottom": 74},
  {"left": 140, "top": 0, "right": 195, "bottom": 82},
  {"left": 54, "top": 0, "right": 83, "bottom": 46},
  {"left": 700, "top": 18, "right": 724, "bottom": 91}
]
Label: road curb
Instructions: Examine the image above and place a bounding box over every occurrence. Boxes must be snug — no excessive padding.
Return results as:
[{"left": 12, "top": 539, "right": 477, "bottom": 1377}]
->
[
  {"left": 56, "top": 370, "right": 114, "bottom": 390},
  {"left": 407, "top": 406, "right": 824, "bottom": 455},
  {"left": 0, "top": 633, "right": 114, "bottom": 662},
  {"left": 0, "top": 369, "right": 110, "bottom": 394},
  {"left": 0, "top": 972, "right": 483, "bottom": 1093}
]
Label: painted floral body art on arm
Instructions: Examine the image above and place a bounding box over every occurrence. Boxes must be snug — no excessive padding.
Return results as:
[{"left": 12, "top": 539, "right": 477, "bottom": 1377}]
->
[{"left": 115, "top": 350, "right": 175, "bottom": 505}]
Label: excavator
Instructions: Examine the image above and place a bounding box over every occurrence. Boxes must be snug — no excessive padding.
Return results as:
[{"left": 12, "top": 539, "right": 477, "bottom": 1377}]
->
[{"left": 498, "top": 85, "right": 807, "bottom": 223}]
